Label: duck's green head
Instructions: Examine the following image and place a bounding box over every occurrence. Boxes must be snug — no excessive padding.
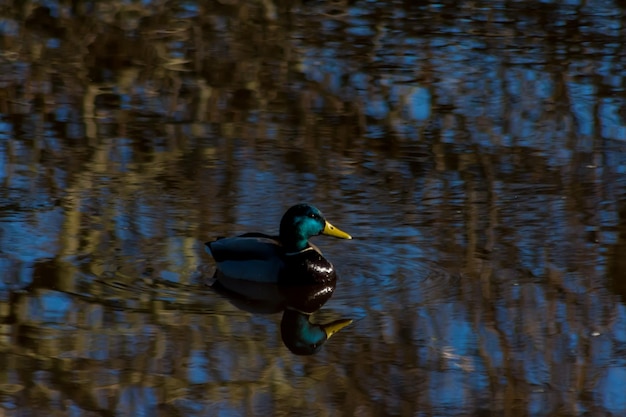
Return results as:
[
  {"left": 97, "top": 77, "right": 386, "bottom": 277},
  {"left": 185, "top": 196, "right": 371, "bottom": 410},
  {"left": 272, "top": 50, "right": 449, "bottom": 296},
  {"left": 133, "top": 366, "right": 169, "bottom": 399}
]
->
[
  {"left": 279, "top": 204, "right": 351, "bottom": 251},
  {"left": 281, "top": 309, "right": 353, "bottom": 355}
]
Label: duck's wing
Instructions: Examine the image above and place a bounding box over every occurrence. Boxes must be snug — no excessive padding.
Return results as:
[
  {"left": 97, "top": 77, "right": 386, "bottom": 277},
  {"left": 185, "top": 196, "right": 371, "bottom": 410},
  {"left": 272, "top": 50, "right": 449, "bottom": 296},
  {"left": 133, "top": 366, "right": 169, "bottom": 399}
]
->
[{"left": 205, "top": 235, "right": 284, "bottom": 283}]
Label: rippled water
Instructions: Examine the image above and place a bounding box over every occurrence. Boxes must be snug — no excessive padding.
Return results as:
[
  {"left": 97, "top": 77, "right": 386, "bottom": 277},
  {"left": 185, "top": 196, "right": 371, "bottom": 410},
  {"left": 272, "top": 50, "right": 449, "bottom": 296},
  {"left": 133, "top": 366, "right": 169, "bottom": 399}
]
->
[{"left": 1, "top": 0, "right": 626, "bottom": 416}]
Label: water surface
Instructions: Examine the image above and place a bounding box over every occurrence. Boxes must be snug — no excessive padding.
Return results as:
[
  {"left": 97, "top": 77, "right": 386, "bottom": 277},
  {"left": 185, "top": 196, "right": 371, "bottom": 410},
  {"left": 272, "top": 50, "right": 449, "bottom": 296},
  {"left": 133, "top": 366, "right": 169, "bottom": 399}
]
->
[{"left": 1, "top": 1, "right": 626, "bottom": 416}]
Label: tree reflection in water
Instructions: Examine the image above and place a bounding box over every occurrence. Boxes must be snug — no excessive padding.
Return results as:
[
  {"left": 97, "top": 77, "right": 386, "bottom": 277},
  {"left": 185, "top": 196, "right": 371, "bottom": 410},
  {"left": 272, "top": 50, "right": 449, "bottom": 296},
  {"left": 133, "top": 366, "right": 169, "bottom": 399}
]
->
[{"left": 1, "top": 0, "right": 626, "bottom": 415}]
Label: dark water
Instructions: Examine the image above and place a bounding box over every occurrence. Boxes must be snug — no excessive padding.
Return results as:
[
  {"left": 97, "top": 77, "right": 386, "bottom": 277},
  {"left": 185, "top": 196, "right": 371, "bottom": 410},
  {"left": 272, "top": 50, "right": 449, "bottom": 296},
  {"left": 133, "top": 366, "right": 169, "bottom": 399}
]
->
[{"left": 2, "top": 0, "right": 626, "bottom": 416}]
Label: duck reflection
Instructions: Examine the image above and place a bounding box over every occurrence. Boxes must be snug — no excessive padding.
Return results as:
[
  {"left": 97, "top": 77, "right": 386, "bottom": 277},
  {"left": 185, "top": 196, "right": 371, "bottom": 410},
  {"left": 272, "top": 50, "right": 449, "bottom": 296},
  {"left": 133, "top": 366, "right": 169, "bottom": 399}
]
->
[
  {"left": 209, "top": 274, "right": 352, "bottom": 355},
  {"left": 280, "top": 308, "right": 352, "bottom": 356}
]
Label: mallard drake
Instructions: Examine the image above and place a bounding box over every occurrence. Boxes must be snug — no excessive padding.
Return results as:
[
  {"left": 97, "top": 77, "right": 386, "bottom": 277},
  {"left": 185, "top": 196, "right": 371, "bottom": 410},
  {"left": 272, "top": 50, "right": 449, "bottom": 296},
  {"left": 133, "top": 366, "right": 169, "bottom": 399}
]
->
[{"left": 205, "top": 203, "right": 352, "bottom": 285}]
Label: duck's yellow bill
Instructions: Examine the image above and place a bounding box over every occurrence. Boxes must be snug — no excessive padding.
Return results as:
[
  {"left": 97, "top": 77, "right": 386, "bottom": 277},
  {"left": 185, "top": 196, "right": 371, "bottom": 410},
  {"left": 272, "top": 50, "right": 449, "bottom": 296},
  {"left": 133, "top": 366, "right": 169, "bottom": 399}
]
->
[
  {"left": 323, "top": 221, "right": 352, "bottom": 239},
  {"left": 323, "top": 318, "right": 354, "bottom": 339}
]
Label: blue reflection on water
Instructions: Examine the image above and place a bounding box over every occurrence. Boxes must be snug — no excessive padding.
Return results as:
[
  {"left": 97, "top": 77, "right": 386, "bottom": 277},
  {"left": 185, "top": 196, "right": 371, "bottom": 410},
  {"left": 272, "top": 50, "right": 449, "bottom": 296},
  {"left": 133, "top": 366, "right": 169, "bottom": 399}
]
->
[
  {"left": 116, "top": 385, "right": 157, "bottom": 417},
  {"left": 0, "top": 17, "right": 19, "bottom": 37},
  {"left": 366, "top": 97, "right": 390, "bottom": 119},
  {"left": 346, "top": 23, "right": 376, "bottom": 37},
  {"left": 428, "top": 370, "right": 472, "bottom": 411},
  {"left": 1, "top": 208, "right": 64, "bottom": 261},
  {"left": 46, "top": 38, "right": 60, "bottom": 48},
  {"left": 614, "top": 305, "right": 626, "bottom": 343},
  {"left": 598, "top": 367, "right": 626, "bottom": 413},
  {"left": 33, "top": 291, "right": 73, "bottom": 323},
  {"left": 568, "top": 82, "right": 595, "bottom": 136},
  {"left": 188, "top": 349, "right": 210, "bottom": 384},
  {"left": 407, "top": 87, "right": 431, "bottom": 121},
  {"left": 600, "top": 99, "right": 626, "bottom": 141},
  {"left": 479, "top": 324, "right": 504, "bottom": 368}
]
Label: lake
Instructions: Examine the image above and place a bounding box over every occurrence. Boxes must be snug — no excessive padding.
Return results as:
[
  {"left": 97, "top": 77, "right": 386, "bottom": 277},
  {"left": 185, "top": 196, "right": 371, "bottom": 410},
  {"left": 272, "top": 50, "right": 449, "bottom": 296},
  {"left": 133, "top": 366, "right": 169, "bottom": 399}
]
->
[{"left": 1, "top": 1, "right": 626, "bottom": 416}]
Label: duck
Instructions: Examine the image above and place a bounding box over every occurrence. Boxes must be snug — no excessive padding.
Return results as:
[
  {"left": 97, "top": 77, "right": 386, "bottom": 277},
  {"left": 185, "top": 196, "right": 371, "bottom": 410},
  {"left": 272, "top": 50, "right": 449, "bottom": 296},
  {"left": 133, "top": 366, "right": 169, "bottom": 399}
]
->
[{"left": 205, "top": 203, "right": 352, "bottom": 285}]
